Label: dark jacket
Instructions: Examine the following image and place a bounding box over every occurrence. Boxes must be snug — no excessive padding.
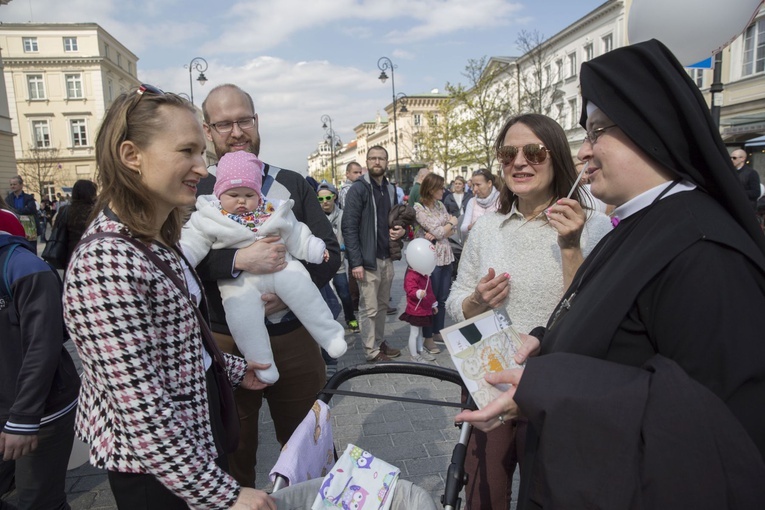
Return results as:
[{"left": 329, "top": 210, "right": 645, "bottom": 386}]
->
[
  {"left": 737, "top": 164, "right": 761, "bottom": 207},
  {"left": 0, "top": 235, "right": 79, "bottom": 435},
  {"left": 387, "top": 204, "right": 416, "bottom": 261},
  {"left": 517, "top": 353, "right": 765, "bottom": 509},
  {"left": 5, "top": 191, "right": 37, "bottom": 216},
  {"left": 342, "top": 173, "right": 396, "bottom": 271},
  {"left": 443, "top": 190, "right": 473, "bottom": 217}
]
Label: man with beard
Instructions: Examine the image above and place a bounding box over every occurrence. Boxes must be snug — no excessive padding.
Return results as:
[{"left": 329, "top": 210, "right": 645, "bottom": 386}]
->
[
  {"left": 341, "top": 146, "right": 405, "bottom": 362},
  {"left": 194, "top": 84, "right": 340, "bottom": 488}
]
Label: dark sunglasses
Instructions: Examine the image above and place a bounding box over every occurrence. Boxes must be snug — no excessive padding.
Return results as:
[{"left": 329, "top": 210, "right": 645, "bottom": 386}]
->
[
  {"left": 317, "top": 195, "right": 335, "bottom": 203},
  {"left": 497, "top": 143, "right": 550, "bottom": 165}
]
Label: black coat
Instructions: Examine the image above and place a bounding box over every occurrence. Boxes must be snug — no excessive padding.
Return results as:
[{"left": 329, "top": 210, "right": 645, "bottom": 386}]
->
[{"left": 518, "top": 191, "right": 765, "bottom": 509}]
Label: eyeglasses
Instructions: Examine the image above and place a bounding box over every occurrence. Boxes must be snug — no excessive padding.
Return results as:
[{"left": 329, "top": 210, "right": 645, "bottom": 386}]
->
[
  {"left": 207, "top": 117, "right": 257, "bottom": 134},
  {"left": 583, "top": 124, "right": 617, "bottom": 145},
  {"left": 497, "top": 144, "right": 551, "bottom": 165},
  {"left": 317, "top": 195, "right": 335, "bottom": 203}
]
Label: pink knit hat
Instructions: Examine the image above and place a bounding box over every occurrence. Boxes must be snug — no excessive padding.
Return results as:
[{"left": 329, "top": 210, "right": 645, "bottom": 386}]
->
[{"left": 213, "top": 151, "right": 264, "bottom": 199}]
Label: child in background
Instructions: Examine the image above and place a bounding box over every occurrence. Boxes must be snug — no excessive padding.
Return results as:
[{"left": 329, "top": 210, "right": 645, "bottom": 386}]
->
[
  {"left": 399, "top": 239, "right": 438, "bottom": 363},
  {"left": 181, "top": 151, "right": 347, "bottom": 384}
]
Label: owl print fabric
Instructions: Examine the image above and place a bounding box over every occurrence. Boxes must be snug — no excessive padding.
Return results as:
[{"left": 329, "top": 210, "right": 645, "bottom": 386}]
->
[{"left": 312, "top": 444, "right": 400, "bottom": 510}]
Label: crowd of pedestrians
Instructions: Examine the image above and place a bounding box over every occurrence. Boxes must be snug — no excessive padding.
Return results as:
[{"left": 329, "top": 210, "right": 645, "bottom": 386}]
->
[{"left": 2, "top": 39, "right": 765, "bottom": 510}]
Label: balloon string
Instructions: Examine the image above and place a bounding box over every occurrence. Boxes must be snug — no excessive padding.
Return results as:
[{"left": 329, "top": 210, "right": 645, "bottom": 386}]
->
[{"left": 414, "top": 274, "right": 430, "bottom": 310}]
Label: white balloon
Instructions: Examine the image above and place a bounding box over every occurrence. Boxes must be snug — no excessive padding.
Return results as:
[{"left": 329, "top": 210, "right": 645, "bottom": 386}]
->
[
  {"left": 67, "top": 437, "right": 90, "bottom": 470},
  {"left": 406, "top": 238, "right": 437, "bottom": 275},
  {"left": 628, "top": 0, "right": 761, "bottom": 66}
]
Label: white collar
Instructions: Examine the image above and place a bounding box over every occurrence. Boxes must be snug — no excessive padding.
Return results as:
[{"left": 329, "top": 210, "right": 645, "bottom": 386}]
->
[{"left": 611, "top": 180, "right": 696, "bottom": 221}]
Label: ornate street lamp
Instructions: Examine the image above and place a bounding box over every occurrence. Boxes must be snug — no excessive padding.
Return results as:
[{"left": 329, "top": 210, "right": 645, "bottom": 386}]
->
[
  {"left": 321, "top": 114, "right": 341, "bottom": 184},
  {"left": 377, "top": 56, "right": 404, "bottom": 183},
  {"left": 185, "top": 57, "right": 209, "bottom": 105}
]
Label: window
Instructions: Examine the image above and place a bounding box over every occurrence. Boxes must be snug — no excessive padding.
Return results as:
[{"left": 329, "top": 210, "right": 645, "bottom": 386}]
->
[
  {"left": 108, "top": 79, "right": 113, "bottom": 102},
  {"left": 23, "top": 37, "right": 38, "bottom": 52},
  {"left": 63, "top": 37, "right": 78, "bottom": 52},
  {"left": 27, "top": 75, "right": 46, "bottom": 100},
  {"left": 128, "top": 62, "right": 134, "bottom": 76},
  {"left": 688, "top": 68, "right": 705, "bottom": 88},
  {"left": 104, "top": 44, "right": 109, "bottom": 59},
  {"left": 32, "top": 120, "right": 51, "bottom": 148},
  {"left": 544, "top": 64, "right": 551, "bottom": 84},
  {"left": 584, "top": 43, "right": 594, "bottom": 62},
  {"left": 70, "top": 119, "right": 88, "bottom": 147},
  {"left": 602, "top": 34, "right": 613, "bottom": 53},
  {"left": 42, "top": 182, "right": 55, "bottom": 201},
  {"left": 117, "top": 53, "right": 122, "bottom": 68},
  {"left": 555, "top": 59, "right": 564, "bottom": 81},
  {"left": 414, "top": 113, "right": 422, "bottom": 126},
  {"left": 743, "top": 18, "right": 765, "bottom": 76},
  {"left": 568, "top": 52, "right": 577, "bottom": 77},
  {"left": 65, "top": 74, "right": 84, "bottom": 99},
  {"left": 568, "top": 98, "right": 578, "bottom": 129}
]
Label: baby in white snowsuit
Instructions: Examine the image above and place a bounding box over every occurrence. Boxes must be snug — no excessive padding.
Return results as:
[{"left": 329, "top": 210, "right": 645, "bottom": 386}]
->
[{"left": 181, "top": 151, "right": 347, "bottom": 384}]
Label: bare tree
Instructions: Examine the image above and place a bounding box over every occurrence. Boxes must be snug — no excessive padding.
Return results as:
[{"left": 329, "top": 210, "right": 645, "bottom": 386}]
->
[
  {"left": 515, "top": 29, "right": 559, "bottom": 117},
  {"left": 417, "top": 98, "right": 469, "bottom": 178},
  {"left": 18, "top": 146, "right": 61, "bottom": 200},
  {"left": 447, "top": 56, "right": 517, "bottom": 171}
]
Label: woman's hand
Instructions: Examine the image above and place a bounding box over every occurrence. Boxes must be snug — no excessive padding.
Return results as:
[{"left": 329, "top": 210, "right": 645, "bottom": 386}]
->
[
  {"left": 546, "top": 198, "right": 586, "bottom": 250},
  {"left": 230, "top": 488, "right": 276, "bottom": 510},
  {"left": 454, "top": 368, "right": 524, "bottom": 432},
  {"left": 475, "top": 268, "right": 511, "bottom": 309},
  {"left": 241, "top": 362, "right": 273, "bottom": 391},
  {"left": 424, "top": 232, "right": 436, "bottom": 242},
  {"left": 462, "top": 268, "right": 510, "bottom": 319}
]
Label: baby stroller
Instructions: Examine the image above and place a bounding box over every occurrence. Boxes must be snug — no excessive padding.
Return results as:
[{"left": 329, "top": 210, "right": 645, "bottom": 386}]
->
[{"left": 269, "top": 361, "right": 477, "bottom": 510}]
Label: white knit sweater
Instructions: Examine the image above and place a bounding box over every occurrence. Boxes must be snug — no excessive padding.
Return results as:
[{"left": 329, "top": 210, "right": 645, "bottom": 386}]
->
[{"left": 446, "top": 205, "right": 612, "bottom": 334}]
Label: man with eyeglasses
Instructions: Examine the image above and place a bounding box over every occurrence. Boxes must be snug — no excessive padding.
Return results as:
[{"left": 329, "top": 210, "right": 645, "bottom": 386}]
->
[
  {"left": 341, "top": 146, "right": 406, "bottom": 363},
  {"left": 194, "top": 84, "right": 340, "bottom": 489},
  {"left": 730, "top": 149, "right": 760, "bottom": 208}
]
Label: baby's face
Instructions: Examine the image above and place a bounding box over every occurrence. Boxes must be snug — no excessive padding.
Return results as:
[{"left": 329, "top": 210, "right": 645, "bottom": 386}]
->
[{"left": 220, "top": 186, "right": 261, "bottom": 214}]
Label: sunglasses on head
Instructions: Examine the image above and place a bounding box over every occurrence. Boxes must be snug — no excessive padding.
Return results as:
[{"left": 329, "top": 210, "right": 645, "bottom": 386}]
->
[
  {"left": 317, "top": 195, "right": 335, "bottom": 203},
  {"left": 497, "top": 143, "right": 551, "bottom": 165},
  {"left": 126, "top": 84, "right": 167, "bottom": 118}
]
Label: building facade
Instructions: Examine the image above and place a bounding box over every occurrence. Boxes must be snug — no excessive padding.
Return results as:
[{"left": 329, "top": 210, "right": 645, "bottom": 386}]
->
[{"left": 0, "top": 23, "right": 139, "bottom": 199}]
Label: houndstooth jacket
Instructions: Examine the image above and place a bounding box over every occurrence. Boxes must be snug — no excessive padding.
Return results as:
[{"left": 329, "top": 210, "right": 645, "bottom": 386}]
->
[{"left": 63, "top": 212, "right": 248, "bottom": 509}]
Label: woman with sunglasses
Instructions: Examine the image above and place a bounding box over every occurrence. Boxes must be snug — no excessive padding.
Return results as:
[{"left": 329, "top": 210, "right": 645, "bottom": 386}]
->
[
  {"left": 63, "top": 85, "right": 275, "bottom": 509},
  {"left": 446, "top": 113, "right": 611, "bottom": 510}
]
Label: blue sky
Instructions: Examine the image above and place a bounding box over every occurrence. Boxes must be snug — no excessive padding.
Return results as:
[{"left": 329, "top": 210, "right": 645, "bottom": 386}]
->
[{"left": 2, "top": 0, "right": 605, "bottom": 171}]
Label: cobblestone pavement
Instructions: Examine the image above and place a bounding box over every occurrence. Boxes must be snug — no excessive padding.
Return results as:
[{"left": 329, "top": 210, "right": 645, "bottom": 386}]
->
[{"left": 3, "top": 257, "right": 519, "bottom": 509}]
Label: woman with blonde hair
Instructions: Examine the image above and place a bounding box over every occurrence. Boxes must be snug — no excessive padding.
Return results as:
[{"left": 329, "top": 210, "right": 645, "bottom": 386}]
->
[{"left": 63, "top": 85, "right": 275, "bottom": 510}]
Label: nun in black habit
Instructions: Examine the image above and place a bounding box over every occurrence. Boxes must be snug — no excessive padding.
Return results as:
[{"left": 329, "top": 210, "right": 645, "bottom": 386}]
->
[{"left": 456, "top": 39, "right": 765, "bottom": 509}]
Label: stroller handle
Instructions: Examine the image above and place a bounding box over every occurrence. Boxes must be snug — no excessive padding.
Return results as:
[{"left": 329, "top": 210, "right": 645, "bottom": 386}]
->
[{"left": 319, "top": 361, "right": 468, "bottom": 404}]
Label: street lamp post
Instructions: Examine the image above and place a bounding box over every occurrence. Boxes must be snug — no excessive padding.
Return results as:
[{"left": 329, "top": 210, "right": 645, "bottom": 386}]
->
[
  {"left": 185, "top": 57, "right": 209, "bottom": 105},
  {"left": 321, "top": 114, "right": 341, "bottom": 184},
  {"left": 378, "top": 56, "right": 403, "bottom": 183}
]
